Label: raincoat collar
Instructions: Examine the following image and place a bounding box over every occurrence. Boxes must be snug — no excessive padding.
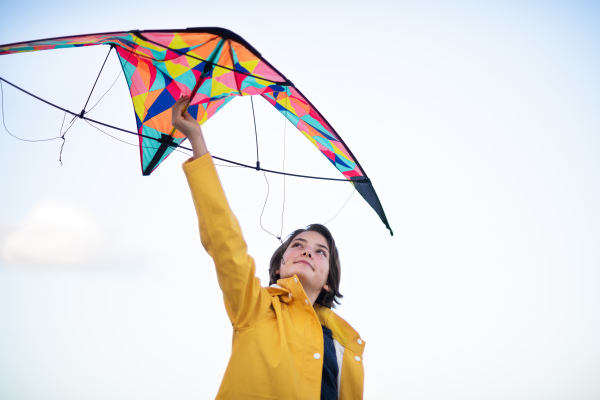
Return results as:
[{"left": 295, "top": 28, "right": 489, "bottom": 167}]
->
[{"left": 267, "top": 276, "right": 364, "bottom": 357}]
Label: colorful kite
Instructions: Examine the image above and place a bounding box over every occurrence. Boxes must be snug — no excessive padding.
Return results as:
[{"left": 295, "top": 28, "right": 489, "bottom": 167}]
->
[{"left": 0, "top": 28, "right": 392, "bottom": 235}]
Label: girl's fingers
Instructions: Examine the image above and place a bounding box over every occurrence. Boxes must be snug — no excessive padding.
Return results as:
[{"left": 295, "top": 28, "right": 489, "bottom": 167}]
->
[
  {"left": 173, "top": 96, "right": 189, "bottom": 114},
  {"left": 182, "top": 110, "right": 196, "bottom": 122},
  {"left": 172, "top": 96, "right": 190, "bottom": 125},
  {"left": 171, "top": 95, "right": 203, "bottom": 139}
]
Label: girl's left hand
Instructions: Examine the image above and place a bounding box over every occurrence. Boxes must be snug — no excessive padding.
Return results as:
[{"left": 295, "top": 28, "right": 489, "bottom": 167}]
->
[
  {"left": 171, "top": 95, "right": 209, "bottom": 159},
  {"left": 172, "top": 96, "right": 203, "bottom": 140}
]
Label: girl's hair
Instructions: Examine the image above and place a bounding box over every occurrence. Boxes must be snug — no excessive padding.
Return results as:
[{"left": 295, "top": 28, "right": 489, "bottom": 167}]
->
[{"left": 268, "top": 224, "right": 343, "bottom": 308}]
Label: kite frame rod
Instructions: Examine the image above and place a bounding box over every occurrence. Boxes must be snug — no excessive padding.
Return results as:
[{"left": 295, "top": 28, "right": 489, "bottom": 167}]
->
[{"left": 0, "top": 76, "right": 366, "bottom": 183}]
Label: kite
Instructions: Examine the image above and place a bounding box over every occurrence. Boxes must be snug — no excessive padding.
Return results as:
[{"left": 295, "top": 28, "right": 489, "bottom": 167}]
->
[{"left": 0, "top": 27, "right": 392, "bottom": 235}]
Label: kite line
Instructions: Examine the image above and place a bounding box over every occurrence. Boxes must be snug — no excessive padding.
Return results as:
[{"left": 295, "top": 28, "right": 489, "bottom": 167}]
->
[
  {"left": 1, "top": 75, "right": 359, "bottom": 233},
  {"left": 0, "top": 76, "right": 365, "bottom": 183}
]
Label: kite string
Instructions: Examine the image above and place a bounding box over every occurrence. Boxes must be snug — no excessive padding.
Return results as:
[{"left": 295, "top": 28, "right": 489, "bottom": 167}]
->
[
  {"left": 0, "top": 76, "right": 364, "bottom": 182},
  {"left": 279, "top": 89, "right": 289, "bottom": 240},
  {"left": 58, "top": 112, "right": 68, "bottom": 164},
  {"left": 251, "top": 96, "right": 260, "bottom": 170},
  {"left": 259, "top": 171, "right": 282, "bottom": 242},
  {"left": 4, "top": 73, "right": 356, "bottom": 224},
  {"left": 258, "top": 90, "right": 289, "bottom": 242},
  {"left": 253, "top": 97, "right": 282, "bottom": 242},
  {"left": 57, "top": 112, "right": 81, "bottom": 165},
  {"left": 3, "top": 74, "right": 358, "bottom": 227},
  {"left": 86, "top": 44, "right": 132, "bottom": 115},
  {"left": 1, "top": 78, "right": 76, "bottom": 165},
  {"left": 84, "top": 119, "right": 193, "bottom": 157},
  {"left": 323, "top": 188, "right": 357, "bottom": 226},
  {"left": 0, "top": 79, "right": 62, "bottom": 142},
  {"left": 85, "top": 67, "right": 123, "bottom": 115}
]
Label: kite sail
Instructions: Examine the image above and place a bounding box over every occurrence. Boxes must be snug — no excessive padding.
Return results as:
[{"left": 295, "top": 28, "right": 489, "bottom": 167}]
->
[{"left": 0, "top": 27, "right": 392, "bottom": 235}]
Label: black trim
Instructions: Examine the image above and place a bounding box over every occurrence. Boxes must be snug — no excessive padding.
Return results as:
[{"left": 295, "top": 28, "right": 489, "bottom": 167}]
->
[
  {"left": 143, "top": 134, "right": 174, "bottom": 175},
  {"left": 0, "top": 27, "right": 252, "bottom": 53}
]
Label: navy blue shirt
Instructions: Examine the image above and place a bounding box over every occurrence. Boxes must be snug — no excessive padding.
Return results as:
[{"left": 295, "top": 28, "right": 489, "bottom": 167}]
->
[{"left": 321, "top": 325, "right": 339, "bottom": 400}]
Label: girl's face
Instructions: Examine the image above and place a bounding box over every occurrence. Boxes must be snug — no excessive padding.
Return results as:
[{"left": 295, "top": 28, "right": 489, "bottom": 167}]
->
[{"left": 279, "top": 231, "right": 330, "bottom": 296}]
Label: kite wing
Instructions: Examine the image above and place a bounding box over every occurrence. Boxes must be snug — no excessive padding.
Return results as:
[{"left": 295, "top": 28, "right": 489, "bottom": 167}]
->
[{"left": 0, "top": 28, "right": 392, "bottom": 235}]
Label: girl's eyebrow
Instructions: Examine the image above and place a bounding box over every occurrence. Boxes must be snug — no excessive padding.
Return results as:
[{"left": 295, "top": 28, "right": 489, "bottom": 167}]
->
[{"left": 293, "top": 238, "right": 329, "bottom": 252}]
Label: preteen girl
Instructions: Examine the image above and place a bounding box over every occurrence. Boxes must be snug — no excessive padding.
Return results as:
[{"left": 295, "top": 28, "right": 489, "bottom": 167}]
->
[{"left": 174, "top": 96, "right": 365, "bottom": 399}]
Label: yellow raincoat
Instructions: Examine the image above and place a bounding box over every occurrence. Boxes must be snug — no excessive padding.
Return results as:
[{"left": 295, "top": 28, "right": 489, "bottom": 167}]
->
[{"left": 183, "top": 153, "right": 365, "bottom": 399}]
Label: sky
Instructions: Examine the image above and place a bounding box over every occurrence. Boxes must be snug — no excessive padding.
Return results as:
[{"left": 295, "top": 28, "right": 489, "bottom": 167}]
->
[{"left": 1, "top": 1, "right": 599, "bottom": 399}]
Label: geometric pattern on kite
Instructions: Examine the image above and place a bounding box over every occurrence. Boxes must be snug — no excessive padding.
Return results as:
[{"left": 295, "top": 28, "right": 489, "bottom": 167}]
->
[{"left": 0, "top": 28, "right": 392, "bottom": 235}]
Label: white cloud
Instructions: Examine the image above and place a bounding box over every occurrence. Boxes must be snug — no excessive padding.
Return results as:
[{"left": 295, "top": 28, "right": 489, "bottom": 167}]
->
[{"left": 1, "top": 199, "right": 107, "bottom": 267}]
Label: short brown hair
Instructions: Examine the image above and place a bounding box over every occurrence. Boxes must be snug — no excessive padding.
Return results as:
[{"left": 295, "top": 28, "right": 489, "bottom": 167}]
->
[{"left": 269, "top": 224, "right": 343, "bottom": 308}]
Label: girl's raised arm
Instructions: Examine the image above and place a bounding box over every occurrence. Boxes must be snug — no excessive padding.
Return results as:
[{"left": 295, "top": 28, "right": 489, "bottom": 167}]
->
[{"left": 177, "top": 99, "right": 271, "bottom": 328}]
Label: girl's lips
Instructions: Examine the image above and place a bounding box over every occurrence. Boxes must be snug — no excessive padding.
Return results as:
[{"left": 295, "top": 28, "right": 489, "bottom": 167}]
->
[{"left": 295, "top": 260, "right": 314, "bottom": 270}]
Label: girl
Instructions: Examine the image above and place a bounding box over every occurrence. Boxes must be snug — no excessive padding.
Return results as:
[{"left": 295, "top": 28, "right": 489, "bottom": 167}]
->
[{"left": 173, "top": 96, "right": 365, "bottom": 399}]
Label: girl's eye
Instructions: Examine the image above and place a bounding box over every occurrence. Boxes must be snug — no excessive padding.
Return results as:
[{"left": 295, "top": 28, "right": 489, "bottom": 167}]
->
[{"left": 291, "top": 242, "right": 301, "bottom": 248}]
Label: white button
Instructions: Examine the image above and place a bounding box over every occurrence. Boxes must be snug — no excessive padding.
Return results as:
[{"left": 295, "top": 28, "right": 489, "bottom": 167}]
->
[
  {"left": 314, "top": 353, "right": 321, "bottom": 360},
  {"left": 294, "top": 277, "right": 298, "bottom": 283},
  {"left": 355, "top": 356, "right": 361, "bottom": 361},
  {"left": 305, "top": 299, "right": 309, "bottom": 305},
  {"left": 357, "top": 339, "right": 362, "bottom": 345}
]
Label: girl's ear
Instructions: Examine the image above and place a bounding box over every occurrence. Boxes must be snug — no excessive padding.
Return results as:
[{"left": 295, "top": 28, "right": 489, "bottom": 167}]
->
[
  {"left": 323, "top": 284, "right": 330, "bottom": 292},
  {"left": 275, "top": 269, "right": 280, "bottom": 275}
]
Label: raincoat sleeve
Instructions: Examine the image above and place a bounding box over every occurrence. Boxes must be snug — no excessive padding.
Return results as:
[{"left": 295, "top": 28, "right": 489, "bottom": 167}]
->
[{"left": 183, "top": 153, "right": 267, "bottom": 327}]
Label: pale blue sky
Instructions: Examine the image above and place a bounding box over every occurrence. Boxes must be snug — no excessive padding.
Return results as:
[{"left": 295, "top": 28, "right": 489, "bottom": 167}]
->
[{"left": 1, "top": 1, "right": 599, "bottom": 399}]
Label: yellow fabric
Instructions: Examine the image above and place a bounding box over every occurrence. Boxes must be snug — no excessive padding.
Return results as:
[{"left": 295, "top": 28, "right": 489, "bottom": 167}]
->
[{"left": 183, "top": 153, "right": 365, "bottom": 400}]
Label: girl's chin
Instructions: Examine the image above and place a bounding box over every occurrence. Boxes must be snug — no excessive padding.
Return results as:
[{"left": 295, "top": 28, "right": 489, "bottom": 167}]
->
[
  {"left": 292, "top": 266, "right": 314, "bottom": 276},
  {"left": 283, "top": 268, "right": 312, "bottom": 281}
]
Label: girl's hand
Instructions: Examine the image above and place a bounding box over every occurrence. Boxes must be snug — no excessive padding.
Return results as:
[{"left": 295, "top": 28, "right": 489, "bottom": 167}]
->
[
  {"left": 172, "top": 95, "right": 209, "bottom": 159},
  {"left": 172, "top": 96, "right": 203, "bottom": 140}
]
